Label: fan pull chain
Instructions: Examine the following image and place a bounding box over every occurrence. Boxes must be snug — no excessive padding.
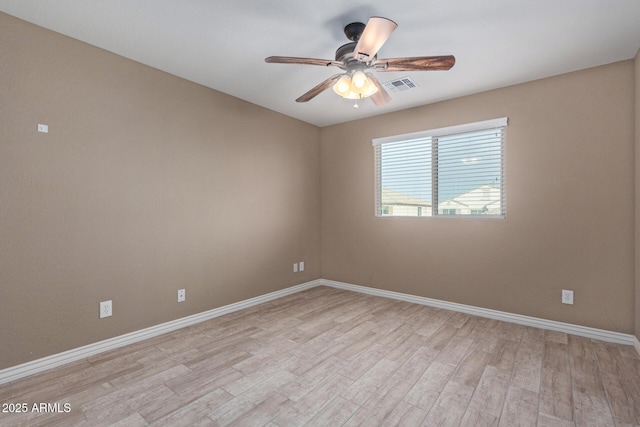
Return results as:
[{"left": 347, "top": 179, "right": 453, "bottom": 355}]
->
[{"left": 354, "top": 93, "right": 364, "bottom": 108}]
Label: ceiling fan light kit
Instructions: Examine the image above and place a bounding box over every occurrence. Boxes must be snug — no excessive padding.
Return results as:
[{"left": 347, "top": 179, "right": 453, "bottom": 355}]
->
[
  {"left": 265, "top": 16, "right": 455, "bottom": 107},
  {"left": 332, "top": 71, "right": 378, "bottom": 100}
]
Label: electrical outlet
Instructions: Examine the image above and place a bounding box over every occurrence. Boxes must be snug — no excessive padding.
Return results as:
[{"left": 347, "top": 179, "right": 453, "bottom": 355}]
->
[
  {"left": 562, "top": 289, "right": 574, "bottom": 305},
  {"left": 100, "top": 300, "right": 112, "bottom": 318},
  {"left": 178, "top": 289, "right": 186, "bottom": 303},
  {"left": 293, "top": 263, "right": 298, "bottom": 273},
  {"left": 299, "top": 261, "right": 304, "bottom": 272}
]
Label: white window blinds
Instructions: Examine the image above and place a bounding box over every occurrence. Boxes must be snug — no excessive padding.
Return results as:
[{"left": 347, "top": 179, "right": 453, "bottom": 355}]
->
[{"left": 373, "top": 118, "right": 507, "bottom": 218}]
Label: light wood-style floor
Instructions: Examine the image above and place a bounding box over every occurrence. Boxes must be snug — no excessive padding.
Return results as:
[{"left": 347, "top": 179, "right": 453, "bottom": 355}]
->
[{"left": 2, "top": 286, "right": 640, "bottom": 426}]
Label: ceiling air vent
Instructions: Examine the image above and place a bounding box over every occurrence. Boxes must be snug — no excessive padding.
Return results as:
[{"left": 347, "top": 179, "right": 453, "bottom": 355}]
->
[{"left": 382, "top": 76, "right": 418, "bottom": 93}]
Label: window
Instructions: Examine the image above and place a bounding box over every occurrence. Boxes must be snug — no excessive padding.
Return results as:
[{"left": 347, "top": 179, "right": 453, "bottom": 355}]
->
[{"left": 374, "top": 117, "right": 507, "bottom": 218}]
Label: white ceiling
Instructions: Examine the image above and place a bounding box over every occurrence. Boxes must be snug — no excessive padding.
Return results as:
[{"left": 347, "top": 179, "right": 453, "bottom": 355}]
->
[{"left": 2, "top": 0, "right": 639, "bottom": 127}]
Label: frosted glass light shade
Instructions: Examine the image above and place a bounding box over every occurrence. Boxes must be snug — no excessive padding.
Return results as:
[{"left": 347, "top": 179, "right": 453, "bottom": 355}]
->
[{"left": 333, "top": 75, "right": 352, "bottom": 97}]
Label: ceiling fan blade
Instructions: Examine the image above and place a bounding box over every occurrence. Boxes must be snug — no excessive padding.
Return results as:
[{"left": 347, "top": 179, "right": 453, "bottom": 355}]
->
[
  {"left": 296, "top": 74, "right": 343, "bottom": 103},
  {"left": 374, "top": 55, "right": 456, "bottom": 72},
  {"left": 365, "top": 73, "right": 391, "bottom": 106},
  {"left": 353, "top": 17, "right": 397, "bottom": 62},
  {"left": 265, "top": 56, "right": 343, "bottom": 68}
]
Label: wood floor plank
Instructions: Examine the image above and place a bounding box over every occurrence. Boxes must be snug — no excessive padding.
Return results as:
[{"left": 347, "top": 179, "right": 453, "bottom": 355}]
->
[
  {"left": 342, "top": 378, "right": 413, "bottom": 426},
  {"left": 436, "top": 335, "right": 474, "bottom": 366},
  {"left": 492, "top": 320, "right": 525, "bottom": 342},
  {"left": 410, "top": 313, "right": 449, "bottom": 338},
  {"left": 422, "top": 381, "right": 475, "bottom": 426},
  {"left": 511, "top": 327, "right": 545, "bottom": 393},
  {"left": 593, "top": 341, "right": 627, "bottom": 376},
  {"left": 447, "top": 311, "right": 472, "bottom": 329},
  {"left": 110, "top": 412, "right": 149, "bottom": 427},
  {"left": 341, "top": 358, "right": 401, "bottom": 406},
  {"left": 223, "top": 392, "right": 290, "bottom": 427},
  {"left": 451, "top": 349, "right": 494, "bottom": 388},
  {"left": 540, "top": 369, "right": 574, "bottom": 421},
  {"left": 619, "top": 344, "right": 640, "bottom": 361},
  {"left": 271, "top": 373, "right": 353, "bottom": 426},
  {"left": 570, "top": 352, "right": 607, "bottom": 399},
  {"left": 336, "top": 342, "right": 389, "bottom": 381},
  {"left": 223, "top": 356, "right": 294, "bottom": 397},
  {"left": 423, "top": 324, "right": 459, "bottom": 352},
  {"left": 459, "top": 408, "right": 499, "bottom": 426},
  {"left": 1, "top": 286, "right": 639, "bottom": 427},
  {"left": 536, "top": 413, "right": 575, "bottom": 426},
  {"left": 488, "top": 338, "right": 520, "bottom": 371},
  {"left": 600, "top": 372, "right": 639, "bottom": 424},
  {"left": 622, "top": 357, "right": 640, "bottom": 422},
  {"left": 82, "top": 383, "right": 176, "bottom": 426},
  {"left": 149, "top": 387, "right": 232, "bottom": 426},
  {"left": 279, "top": 356, "right": 345, "bottom": 401},
  {"left": 383, "top": 331, "right": 428, "bottom": 364},
  {"left": 572, "top": 390, "right": 615, "bottom": 426},
  {"left": 499, "top": 386, "right": 539, "bottom": 427},
  {"left": 453, "top": 316, "right": 487, "bottom": 340},
  {"left": 0, "top": 375, "right": 65, "bottom": 406},
  {"left": 165, "top": 366, "right": 244, "bottom": 397},
  {"left": 209, "top": 370, "right": 295, "bottom": 424},
  {"left": 380, "top": 400, "right": 428, "bottom": 426},
  {"left": 404, "top": 360, "right": 457, "bottom": 411},
  {"left": 334, "top": 331, "right": 380, "bottom": 361},
  {"left": 538, "top": 341, "right": 574, "bottom": 422},
  {"left": 304, "top": 396, "right": 360, "bottom": 427},
  {"left": 465, "top": 366, "right": 511, "bottom": 419},
  {"left": 392, "top": 344, "right": 440, "bottom": 385}
]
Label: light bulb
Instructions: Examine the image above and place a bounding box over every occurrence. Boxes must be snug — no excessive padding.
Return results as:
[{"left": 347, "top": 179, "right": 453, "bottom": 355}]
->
[
  {"left": 362, "top": 78, "right": 378, "bottom": 97},
  {"left": 333, "top": 72, "right": 378, "bottom": 100},
  {"left": 333, "top": 75, "right": 352, "bottom": 97},
  {"left": 352, "top": 71, "right": 367, "bottom": 89}
]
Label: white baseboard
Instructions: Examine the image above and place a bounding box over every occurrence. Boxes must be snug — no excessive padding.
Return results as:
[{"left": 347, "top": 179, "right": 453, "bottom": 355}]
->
[
  {"left": 320, "top": 279, "right": 638, "bottom": 347},
  {"left": 0, "top": 280, "right": 321, "bottom": 386},
  {"left": 1, "top": 277, "right": 637, "bottom": 386}
]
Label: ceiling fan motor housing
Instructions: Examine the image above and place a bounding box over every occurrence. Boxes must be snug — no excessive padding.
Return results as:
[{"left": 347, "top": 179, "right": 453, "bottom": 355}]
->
[
  {"left": 336, "top": 22, "right": 367, "bottom": 64},
  {"left": 343, "top": 22, "right": 366, "bottom": 41},
  {"left": 335, "top": 43, "right": 370, "bottom": 73},
  {"left": 335, "top": 42, "right": 357, "bottom": 62}
]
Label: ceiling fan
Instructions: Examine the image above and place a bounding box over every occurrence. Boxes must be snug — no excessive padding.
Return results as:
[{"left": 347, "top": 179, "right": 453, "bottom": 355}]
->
[{"left": 265, "top": 16, "right": 455, "bottom": 107}]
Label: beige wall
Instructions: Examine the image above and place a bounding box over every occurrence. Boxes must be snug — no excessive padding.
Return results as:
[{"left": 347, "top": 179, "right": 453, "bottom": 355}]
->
[
  {"left": 636, "top": 49, "right": 640, "bottom": 340},
  {"left": 321, "top": 60, "right": 636, "bottom": 334},
  {"left": 0, "top": 13, "right": 321, "bottom": 369}
]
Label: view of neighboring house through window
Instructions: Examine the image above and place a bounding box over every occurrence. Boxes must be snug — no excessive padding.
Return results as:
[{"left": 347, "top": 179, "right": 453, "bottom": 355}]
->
[{"left": 373, "top": 118, "right": 507, "bottom": 218}]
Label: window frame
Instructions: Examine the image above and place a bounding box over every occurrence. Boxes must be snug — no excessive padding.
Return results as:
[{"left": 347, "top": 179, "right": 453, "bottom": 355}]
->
[{"left": 373, "top": 117, "right": 507, "bottom": 219}]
